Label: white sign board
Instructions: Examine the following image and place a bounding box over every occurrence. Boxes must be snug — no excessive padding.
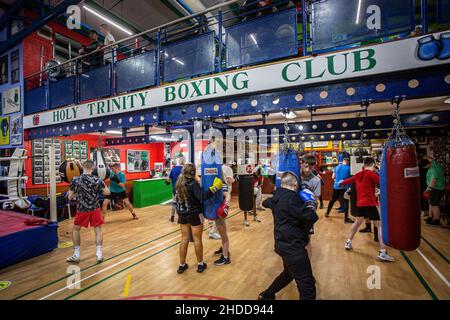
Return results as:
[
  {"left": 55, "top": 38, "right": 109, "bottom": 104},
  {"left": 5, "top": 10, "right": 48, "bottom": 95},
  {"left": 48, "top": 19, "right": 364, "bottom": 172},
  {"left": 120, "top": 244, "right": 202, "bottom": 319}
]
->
[{"left": 24, "top": 32, "right": 449, "bottom": 129}]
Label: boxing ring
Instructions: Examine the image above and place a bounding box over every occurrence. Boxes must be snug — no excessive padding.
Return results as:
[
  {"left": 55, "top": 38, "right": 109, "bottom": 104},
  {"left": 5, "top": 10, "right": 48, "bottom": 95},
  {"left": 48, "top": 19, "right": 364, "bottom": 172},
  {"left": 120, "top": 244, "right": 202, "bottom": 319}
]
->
[{"left": 0, "top": 211, "right": 58, "bottom": 269}]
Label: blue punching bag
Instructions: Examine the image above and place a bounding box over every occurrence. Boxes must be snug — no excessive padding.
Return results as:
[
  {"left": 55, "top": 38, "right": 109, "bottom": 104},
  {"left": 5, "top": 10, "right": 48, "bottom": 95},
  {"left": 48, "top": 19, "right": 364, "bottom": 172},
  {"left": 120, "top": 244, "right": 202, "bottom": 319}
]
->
[
  {"left": 201, "top": 148, "right": 223, "bottom": 220},
  {"left": 275, "top": 150, "right": 300, "bottom": 189}
]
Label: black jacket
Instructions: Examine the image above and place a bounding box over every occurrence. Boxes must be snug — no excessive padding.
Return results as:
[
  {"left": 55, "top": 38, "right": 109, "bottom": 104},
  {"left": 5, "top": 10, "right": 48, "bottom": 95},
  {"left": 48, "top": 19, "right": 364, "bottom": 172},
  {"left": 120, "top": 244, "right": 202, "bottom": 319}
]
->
[
  {"left": 263, "top": 188, "right": 319, "bottom": 256},
  {"left": 178, "top": 178, "right": 214, "bottom": 216}
]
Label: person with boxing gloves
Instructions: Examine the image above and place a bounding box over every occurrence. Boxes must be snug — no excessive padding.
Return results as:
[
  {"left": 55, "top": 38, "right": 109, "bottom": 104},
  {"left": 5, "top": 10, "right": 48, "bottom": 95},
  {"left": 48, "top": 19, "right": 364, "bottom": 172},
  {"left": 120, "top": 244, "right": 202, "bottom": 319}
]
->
[
  {"left": 166, "top": 157, "right": 185, "bottom": 222},
  {"left": 175, "top": 163, "right": 224, "bottom": 274},
  {"left": 258, "top": 171, "right": 318, "bottom": 300},
  {"left": 211, "top": 163, "right": 234, "bottom": 265},
  {"left": 102, "top": 163, "right": 138, "bottom": 220},
  {"left": 339, "top": 157, "right": 395, "bottom": 262}
]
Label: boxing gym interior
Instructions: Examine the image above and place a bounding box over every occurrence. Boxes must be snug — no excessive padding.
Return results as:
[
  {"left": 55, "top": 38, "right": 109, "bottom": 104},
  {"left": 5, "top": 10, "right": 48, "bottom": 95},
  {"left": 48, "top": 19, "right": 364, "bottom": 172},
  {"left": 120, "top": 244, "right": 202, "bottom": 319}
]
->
[{"left": 0, "top": 0, "right": 449, "bottom": 306}]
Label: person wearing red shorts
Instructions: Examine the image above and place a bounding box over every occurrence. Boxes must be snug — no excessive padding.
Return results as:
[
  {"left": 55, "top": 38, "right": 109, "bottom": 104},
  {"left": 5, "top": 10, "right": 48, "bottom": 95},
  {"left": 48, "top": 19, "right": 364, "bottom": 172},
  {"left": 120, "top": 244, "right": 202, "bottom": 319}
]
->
[
  {"left": 67, "top": 160, "right": 110, "bottom": 263},
  {"left": 339, "top": 157, "right": 394, "bottom": 262}
]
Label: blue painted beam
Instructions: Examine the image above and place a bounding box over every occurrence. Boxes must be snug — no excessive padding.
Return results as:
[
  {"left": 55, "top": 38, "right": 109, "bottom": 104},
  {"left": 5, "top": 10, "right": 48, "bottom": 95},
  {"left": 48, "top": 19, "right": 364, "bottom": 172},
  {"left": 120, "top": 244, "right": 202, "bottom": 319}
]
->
[{"left": 0, "top": 0, "right": 82, "bottom": 55}]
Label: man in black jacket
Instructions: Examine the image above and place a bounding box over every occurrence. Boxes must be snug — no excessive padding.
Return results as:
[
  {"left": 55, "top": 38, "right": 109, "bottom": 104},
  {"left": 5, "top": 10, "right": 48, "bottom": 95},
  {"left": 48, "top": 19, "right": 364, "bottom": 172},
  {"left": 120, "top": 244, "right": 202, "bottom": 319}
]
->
[{"left": 258, "top": 171, "right": 319, "bottom": 300}]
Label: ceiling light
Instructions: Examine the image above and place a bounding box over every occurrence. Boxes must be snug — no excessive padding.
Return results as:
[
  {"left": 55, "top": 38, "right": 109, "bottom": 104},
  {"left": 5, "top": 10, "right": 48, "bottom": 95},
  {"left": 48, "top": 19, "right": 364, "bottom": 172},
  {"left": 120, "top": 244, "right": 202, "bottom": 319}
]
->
[
  {"left": 250, "top": 34, "right": 258, "bottom": 45},
  {"left": 355, "top": 0, "right": 362, "bottom": 24},
  {"left": 445, "top": 98, "right": 450, "bottom": 104},
  {"left": 83, "top": 5, "right": 133, "bottom": 35}
]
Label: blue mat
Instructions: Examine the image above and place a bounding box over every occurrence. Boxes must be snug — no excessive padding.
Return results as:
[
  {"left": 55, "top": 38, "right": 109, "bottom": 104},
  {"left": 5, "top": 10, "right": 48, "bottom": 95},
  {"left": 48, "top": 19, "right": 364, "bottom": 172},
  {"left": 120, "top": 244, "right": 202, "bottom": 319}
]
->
[{"left": 0, "top": 211, "right": 58, "bottom": 270}]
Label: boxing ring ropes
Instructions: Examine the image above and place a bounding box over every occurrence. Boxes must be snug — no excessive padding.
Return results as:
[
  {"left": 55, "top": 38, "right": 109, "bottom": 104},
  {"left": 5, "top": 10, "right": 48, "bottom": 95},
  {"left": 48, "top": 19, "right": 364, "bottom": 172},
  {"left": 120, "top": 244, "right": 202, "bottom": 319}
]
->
[{"left": 0, "top": 147, "right": 59, "bottom": 223}]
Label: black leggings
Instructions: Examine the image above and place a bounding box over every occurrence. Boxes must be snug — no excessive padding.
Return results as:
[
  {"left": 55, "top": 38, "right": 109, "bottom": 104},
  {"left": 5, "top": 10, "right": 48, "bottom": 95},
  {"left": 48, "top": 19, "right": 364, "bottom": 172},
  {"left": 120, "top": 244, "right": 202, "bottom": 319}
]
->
[
  {"left": 264, "top": 251, "right": 316, "bottom": 300},
  {"left": 326, "top": 189, "right": 348, "bottom": 219}
]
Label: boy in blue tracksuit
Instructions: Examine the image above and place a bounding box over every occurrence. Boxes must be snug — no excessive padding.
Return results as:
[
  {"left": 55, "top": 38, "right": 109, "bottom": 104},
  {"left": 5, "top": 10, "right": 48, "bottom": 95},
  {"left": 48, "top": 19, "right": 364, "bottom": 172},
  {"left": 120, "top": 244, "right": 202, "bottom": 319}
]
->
[{"left": 325, "top": 157, "right": 353, "bottom": 223}]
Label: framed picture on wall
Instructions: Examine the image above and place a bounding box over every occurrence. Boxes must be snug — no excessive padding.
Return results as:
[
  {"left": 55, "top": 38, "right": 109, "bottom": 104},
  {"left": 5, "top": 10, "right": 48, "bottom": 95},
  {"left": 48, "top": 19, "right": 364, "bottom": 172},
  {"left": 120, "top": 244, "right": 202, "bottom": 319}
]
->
[
  {"left": 127, "top": 150, "right": 150, "bottom": 172},
  {"left": 91, "top": 148, "right": 121, "bottom": 165},
  {"left": 10, "top": 114, "right": 22, "bottom": 145},
  {"left": 10, "top": 50, "right": 19, "bottom": 84},
  {"left": 0, "top": 55, "right": 8, "bottom": 85},
  {"left": 0, "top": 116, "right": 10, "bottom": 145}
]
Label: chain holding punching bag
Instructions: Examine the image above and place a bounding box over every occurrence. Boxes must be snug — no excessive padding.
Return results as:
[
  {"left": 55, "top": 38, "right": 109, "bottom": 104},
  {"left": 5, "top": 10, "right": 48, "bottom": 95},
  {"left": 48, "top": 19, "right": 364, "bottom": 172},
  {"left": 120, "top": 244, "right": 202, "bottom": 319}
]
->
[
  {"left": 380, "top": 101, "right": 421, "bottom": 251},
  {"left": 275, "top": 115, "right": 301, "bottom": 188}
]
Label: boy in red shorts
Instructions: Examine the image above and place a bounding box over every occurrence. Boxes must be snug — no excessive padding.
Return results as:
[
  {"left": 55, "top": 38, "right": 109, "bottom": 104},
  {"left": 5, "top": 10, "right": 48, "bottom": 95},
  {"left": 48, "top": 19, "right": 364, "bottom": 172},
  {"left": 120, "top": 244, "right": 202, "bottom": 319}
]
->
[
  {"left": 339, "top": 157, "right": 394, "bottom": 262},
  {"left": 67, "top": 160, "right": 110, "bottom": 263}
]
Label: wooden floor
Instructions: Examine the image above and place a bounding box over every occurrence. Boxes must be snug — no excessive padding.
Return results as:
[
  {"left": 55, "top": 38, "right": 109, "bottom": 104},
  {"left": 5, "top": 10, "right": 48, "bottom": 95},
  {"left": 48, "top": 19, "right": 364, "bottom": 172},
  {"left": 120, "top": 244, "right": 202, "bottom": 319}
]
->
[{"left": 0, "top": 198, "right": 449, "bottom": 300}]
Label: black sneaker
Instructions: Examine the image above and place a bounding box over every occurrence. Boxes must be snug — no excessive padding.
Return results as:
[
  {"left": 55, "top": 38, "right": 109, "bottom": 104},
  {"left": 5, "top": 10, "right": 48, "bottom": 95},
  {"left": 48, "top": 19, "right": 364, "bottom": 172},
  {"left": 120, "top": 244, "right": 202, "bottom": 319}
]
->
[
  {"left": 177, "top": 264, "right": 188, "bottom": 274},
  {"left": 359, "top": 226, "right": 372, "bottom": 233},
  {"left": 319, "top": 204, "right": 324, "bottom": 210},
  {"left": 427, "top": 219, "right": 442, "bottom": 226},
  {"left": 214, "top": 255, "right": 231, "bottom": 266},
  {"left": 197, "top": 262, "right": 207, "bottom": 273},
  {"left": 258, "top": 291, "right": 275, "bottom": 300},
  {"left": 170, "top": 215, "right": 175, "bottom": 223},
  {"left": 424, "top": 217, "right": 433, "bottom": 224},
  {"left": 325, "top": 212, "right": 330, "bottom": 218},
  {"left": 214, "top": 247, "right": 223, "bottom": 255},
  {"left": 344, "top": 218, "right": 354, "bottom": 224}
]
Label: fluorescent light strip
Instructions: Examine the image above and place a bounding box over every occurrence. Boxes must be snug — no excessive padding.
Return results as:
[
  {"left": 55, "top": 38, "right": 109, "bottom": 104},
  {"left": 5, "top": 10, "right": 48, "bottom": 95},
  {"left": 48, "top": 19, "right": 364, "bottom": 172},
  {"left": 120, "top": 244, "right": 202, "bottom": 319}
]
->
[
  {"left": 355, "top": 0, "right": 362, "bottom": 24},
  {"left": 106, "top": 130, "right": 122, "bottom": 135},
  {"left": 250, "top": 34, "right": 258, "bottom": 45},
  {"left": 83, "top": 5, "right": 134, "bottom": 36}
]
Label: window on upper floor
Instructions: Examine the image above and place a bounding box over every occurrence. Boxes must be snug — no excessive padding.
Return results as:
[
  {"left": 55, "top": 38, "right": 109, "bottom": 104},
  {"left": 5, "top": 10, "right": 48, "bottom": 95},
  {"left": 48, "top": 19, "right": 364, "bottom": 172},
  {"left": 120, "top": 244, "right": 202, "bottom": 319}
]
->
[{"left": 10, "top": 50, "right": 20, "bottom": 84}]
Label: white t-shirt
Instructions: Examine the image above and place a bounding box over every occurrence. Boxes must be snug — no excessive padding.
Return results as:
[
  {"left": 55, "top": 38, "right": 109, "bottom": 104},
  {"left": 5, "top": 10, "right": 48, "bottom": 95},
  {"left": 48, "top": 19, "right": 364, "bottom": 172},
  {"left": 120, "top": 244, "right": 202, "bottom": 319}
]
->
[
  {"left": 104, "top": 33, "right": 116, "bottom": 62},
  {"left": 222, "top": 165, "right": 234, "bottom": 193}
]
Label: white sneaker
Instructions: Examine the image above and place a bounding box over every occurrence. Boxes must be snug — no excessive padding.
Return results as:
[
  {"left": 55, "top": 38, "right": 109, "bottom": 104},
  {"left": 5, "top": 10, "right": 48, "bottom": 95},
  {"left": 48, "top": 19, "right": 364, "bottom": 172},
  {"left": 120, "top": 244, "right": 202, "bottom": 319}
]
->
[
  {"left": 344, "top": 240, "right": 353, "bottom": 250},
  {"left": 209, "top": 232, "right": 221, "bottom": 240},
  {"left": 244, "top": 220, "right": 250, "bottom": 227},
  {"left": 66, "top": 255, "right": 80, "bottom": 263},
  {"left": 378, "top": 251, "right": 395, "bottom": 262},
  {"left": 96, "top": 255, "right": 104, "bottom": 263},
  {"left": 254, "top": 216, "right": 261, "bottom": 222}
]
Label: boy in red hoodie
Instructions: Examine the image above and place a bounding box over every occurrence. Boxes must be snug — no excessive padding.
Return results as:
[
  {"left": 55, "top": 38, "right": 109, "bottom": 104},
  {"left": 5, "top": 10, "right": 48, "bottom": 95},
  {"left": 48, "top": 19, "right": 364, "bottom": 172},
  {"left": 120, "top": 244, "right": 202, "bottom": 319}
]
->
[{"left": 339, "top": 157, "right": 395, "bottom": 262}]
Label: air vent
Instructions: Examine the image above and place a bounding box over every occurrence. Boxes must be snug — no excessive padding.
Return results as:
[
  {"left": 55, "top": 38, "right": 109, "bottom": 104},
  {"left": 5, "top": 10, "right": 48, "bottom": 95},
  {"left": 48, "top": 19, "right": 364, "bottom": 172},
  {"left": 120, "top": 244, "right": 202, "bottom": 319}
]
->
[{"left": 37, "top": 26, "right": 53, "bottom": 40}]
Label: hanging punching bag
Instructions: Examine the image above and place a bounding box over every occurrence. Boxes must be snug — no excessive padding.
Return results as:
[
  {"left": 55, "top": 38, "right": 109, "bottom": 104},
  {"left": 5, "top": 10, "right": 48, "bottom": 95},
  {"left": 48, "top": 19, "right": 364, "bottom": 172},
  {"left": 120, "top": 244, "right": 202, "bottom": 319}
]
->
[
  {"left": 92, "top": 150, "right": 110, "bottom": 181},
  {"left": 275, "top": 150, "right": 300, "bottom": 189},
  {"left": 380, "top": 140, "right": 421, "bottom": 251},
  {"left": 201, "top": 148, "right": 223, "bottom": 220},
  {"left": 59, "top": 160, "right": 83, "bottom": 183},
  {"left": 238, "top": 174, "right": 254, "bottom": 211}
]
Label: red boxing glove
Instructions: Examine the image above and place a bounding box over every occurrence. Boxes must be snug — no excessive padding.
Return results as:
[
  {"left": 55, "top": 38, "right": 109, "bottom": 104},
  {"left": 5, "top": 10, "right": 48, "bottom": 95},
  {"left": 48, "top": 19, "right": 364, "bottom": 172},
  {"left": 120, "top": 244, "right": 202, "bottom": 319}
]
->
[
  {"left": 423, "top": 190, "right": 431, "bottom": 200},
  {"left": 216, "top": 201, "right": 229, "bottom": 219}
]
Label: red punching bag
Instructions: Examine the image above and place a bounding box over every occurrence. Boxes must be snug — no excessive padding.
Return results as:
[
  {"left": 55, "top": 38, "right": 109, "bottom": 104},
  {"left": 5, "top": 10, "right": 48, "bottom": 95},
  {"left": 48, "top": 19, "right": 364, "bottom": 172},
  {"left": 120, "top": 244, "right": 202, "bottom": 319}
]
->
[{"left": 380, "top": 142, "right": 421, "bottom": 251}]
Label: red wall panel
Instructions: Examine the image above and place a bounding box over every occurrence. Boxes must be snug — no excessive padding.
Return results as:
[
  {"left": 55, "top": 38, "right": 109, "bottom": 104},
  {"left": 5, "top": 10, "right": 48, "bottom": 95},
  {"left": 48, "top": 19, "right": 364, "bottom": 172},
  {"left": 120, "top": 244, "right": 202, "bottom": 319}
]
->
[{"left": 25, "top": 133, "right": 165, "bottom": 190}]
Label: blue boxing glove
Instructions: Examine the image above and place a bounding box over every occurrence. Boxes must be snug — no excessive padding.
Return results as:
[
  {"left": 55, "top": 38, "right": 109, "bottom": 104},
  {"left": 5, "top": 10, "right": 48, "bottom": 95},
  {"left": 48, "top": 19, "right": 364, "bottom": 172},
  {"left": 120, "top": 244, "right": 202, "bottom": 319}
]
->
[{"left": 298, "top": 188, "right": 318, "bottom": 211}]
